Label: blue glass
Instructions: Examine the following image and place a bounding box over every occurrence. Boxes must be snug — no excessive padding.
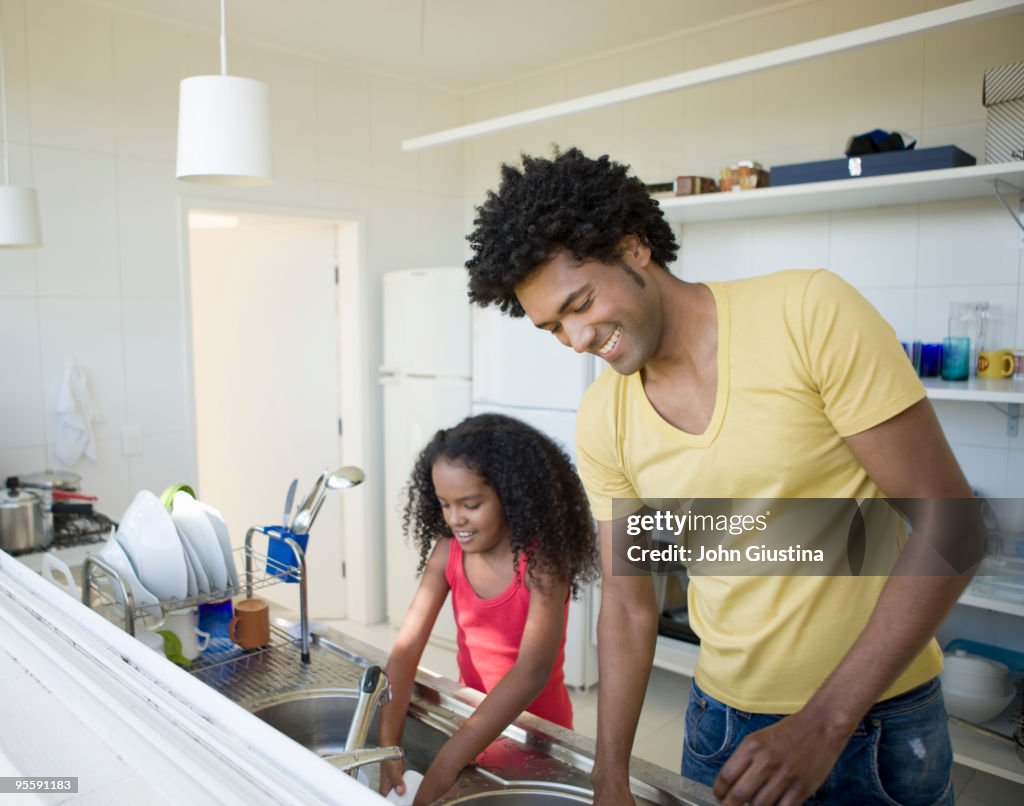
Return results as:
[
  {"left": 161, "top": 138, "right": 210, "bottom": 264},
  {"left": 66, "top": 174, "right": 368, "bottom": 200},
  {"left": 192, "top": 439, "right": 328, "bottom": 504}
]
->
[
  {"left": 941, "top": 337, "right": 970, "bottom": 381},
  {"left": 198, "top": 599, "right": 236, "bottom": 656},
  {"left": 919, "top": 343, "right": 943, "bottom": 377}
]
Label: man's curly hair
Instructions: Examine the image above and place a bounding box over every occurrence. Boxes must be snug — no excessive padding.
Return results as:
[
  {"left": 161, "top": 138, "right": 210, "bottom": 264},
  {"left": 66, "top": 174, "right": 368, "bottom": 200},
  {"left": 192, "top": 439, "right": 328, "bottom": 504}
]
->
[
  {"left": 465, "top": 147, "right": 678, "bottom": 317},
  {"left": 402, "top": 413, "right": 598, "bottom": 597}
]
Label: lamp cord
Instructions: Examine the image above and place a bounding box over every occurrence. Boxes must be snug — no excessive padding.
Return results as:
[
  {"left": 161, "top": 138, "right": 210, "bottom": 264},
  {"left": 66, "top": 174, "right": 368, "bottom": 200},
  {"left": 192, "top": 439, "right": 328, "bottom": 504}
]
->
[{"left": 220, "top": 0, "right": 227, "bottom": 76}]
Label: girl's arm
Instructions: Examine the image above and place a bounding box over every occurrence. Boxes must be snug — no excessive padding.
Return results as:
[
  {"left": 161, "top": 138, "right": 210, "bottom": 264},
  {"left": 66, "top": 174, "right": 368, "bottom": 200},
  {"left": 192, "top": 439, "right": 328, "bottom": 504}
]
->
[
  {"left": 414, "top": 571, "right": 570, "bottom": 805},
  {"left": 378, "top": 539, "right": 451, "bottom": 794}
]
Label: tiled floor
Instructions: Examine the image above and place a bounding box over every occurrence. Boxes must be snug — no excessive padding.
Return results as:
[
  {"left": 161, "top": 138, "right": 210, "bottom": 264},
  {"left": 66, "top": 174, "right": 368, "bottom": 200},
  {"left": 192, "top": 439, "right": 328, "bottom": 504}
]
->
[{"left": 323, "top": 618, "right": 1024, "bottom": 804}]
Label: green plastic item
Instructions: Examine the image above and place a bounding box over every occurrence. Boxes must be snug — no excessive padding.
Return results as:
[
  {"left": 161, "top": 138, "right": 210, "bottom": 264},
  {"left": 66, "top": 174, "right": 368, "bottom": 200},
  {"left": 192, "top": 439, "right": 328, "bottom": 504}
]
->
[
  {"left": 157, "top": 630, "right": 191, "bottom": 668},
  {"left": 159, "top": 484, "right": 197, "bottom": 510}
]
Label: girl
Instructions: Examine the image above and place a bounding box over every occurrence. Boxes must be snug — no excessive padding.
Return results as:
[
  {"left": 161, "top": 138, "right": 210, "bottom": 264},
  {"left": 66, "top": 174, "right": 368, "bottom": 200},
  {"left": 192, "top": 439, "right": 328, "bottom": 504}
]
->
[{"left": 379, "top": 413, "right": 598, "bottom": 804}]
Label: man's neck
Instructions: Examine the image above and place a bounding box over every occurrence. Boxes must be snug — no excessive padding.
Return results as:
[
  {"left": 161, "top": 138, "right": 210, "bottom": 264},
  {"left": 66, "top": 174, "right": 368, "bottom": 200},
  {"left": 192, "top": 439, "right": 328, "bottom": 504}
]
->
[{"left": 643, "top": 273, "right": 716, "bottom": 383}]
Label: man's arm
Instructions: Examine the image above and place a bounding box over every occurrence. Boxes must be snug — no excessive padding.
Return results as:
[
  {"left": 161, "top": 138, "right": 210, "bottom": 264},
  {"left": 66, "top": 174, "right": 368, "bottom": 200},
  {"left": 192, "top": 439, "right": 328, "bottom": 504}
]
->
[
  {"left": 591, "top": 517, "right": 660, "bottom": 806},
  {"left": 715, "top": 399, "right": 978, "bottom": 806}
]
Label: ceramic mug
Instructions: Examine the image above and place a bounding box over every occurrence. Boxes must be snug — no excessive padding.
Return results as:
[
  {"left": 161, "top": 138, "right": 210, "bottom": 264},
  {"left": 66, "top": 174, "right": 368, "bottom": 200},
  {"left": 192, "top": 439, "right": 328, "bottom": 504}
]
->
[
  {"left": 161, "top": 607, "right": 210, "bottom": 661},
  {"left": 1012, "top": 349, "right": 1024, "bottom": 380},
  {"left": 977, "top": 349, "right": 1014, "bottom": 379},
  {"left": 229, "top": 598, "right": 270, "bottom": 649}
]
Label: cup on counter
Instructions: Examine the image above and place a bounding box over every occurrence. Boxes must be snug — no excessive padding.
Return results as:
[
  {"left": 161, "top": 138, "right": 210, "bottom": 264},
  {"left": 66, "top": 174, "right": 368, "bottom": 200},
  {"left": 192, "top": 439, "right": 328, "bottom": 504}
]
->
[
  {"left": 977, "top": 349, "right": 1015, "bottom": 379},
  {"left": 161, "top": 607, "right": 210, "bottom": 661},
  {"left": 198, "top": 598, "right": 235, "bottom": 656},
  {"left": 919, "top": 343, "right": 943, "bottom": 377},
  {"left": 229, "top": 597, "right": 270, "bottom": 649},
  {"left": 941, "top": 337, "right": 970, "bottom": 381},
  {"left": 1013, "top": 349, "right": 1024, "bottom": 380}
]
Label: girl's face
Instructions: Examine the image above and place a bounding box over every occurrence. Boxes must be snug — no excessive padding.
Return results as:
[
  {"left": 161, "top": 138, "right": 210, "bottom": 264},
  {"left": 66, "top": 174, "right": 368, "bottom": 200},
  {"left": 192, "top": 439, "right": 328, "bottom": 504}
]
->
[{"left": 432, "top": 457, "right": 510, "bottom": 556}]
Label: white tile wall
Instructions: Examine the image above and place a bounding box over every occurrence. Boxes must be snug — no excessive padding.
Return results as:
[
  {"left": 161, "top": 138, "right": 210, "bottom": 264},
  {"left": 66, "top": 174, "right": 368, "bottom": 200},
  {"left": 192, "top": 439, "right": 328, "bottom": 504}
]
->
[
  {"left": 26, "top": 0, "right": 116, "bottom": 152},
  {"left": 1, "top": 0, "right": 467, "bottom": 531},
  {"left": 0, "top": 299, "right": 47, "bottom": 449},
  {"left": 33, "top": 147, "right": 120, "bottom": 299}
]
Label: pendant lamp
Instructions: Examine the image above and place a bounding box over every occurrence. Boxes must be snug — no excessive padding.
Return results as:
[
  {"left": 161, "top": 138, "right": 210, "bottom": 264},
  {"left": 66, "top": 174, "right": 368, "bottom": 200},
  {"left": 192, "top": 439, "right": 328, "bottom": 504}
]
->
[
  {"left": 0, "top": 14, "right": 41, "bottom": 247},
  {"left": 176, "top": 0, "right": 273, "bottom": 186}
]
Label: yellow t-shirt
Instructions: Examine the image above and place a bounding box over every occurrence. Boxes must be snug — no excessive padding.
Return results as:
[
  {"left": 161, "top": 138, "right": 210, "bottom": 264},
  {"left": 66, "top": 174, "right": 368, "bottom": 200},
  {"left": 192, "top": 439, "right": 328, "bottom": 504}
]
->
[{"left": 576, "top": 269, "right": 942, "bottom": 713}]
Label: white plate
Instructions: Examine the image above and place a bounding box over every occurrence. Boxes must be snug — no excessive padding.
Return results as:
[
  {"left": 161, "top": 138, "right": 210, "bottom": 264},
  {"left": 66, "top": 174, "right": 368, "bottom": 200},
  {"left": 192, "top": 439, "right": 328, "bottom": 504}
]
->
[
  {"left": 99, "top": 533, "right": 162, "bottom": 620},
  {"left": 197, "top": 501, "right": 238, "bottom": 589},
  {"left": 117, "top": 491, "right": 188, "bottom": 602},
  {"left": 175, "top": 522, "right": 210, "bottom": 595},
  {"left": 171, "top": 491, "right": 228, "bottom": 591}
]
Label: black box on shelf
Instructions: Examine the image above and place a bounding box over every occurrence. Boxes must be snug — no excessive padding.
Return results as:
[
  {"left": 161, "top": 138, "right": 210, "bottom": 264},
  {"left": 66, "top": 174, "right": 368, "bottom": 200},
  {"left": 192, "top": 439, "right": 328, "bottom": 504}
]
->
[{"left": 770, "top": 145, "right": 976, "bottom": 187}]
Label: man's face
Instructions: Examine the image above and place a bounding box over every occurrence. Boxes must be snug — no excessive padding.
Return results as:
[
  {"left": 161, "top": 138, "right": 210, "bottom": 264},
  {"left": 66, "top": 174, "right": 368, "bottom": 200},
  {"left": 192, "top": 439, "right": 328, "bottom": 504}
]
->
[{"left": 514, "top": 244, "right": 663, "bottom": 375}]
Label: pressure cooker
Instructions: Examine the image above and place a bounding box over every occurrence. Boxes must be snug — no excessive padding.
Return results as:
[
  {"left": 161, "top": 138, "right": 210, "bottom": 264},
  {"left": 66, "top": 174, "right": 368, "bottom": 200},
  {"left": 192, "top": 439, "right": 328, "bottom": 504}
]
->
[{"left": 0, "top": 477, "right": 50, "bottom": 553}]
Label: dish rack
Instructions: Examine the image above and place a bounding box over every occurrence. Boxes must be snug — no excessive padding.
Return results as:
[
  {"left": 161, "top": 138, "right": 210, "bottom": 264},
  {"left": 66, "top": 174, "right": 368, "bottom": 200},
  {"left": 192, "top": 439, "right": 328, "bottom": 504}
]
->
[{"left": 81, "top": 525, "right": 313, "bottom": 665}]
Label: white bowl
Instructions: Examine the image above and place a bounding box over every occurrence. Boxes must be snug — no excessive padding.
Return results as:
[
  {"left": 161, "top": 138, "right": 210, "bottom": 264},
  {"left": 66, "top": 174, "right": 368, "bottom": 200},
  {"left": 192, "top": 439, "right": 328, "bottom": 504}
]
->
[
  {"left": 196, "top": 501, "right": 238, "bottom": 589},
  {"left": 942, "top": 682, "right": 1015, "bottom": 724},
  {"left": 941, "top": 649, "right": 1010, "bottom": 698},
  {"left": 171, "top": 491, "right": 228, "bottom": 591},
  {"left": 117, "top": 490, "right": 188, "bottom": 602},
  {"left": 98, "top": 533, "right": 162, "bottom": 620}
]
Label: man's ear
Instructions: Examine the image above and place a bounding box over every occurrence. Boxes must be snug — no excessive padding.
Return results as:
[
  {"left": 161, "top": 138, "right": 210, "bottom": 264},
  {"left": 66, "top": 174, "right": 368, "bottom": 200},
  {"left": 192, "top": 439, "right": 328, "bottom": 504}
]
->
[{"left": 619, "top": 234, "right": 652, "bottom": 269}]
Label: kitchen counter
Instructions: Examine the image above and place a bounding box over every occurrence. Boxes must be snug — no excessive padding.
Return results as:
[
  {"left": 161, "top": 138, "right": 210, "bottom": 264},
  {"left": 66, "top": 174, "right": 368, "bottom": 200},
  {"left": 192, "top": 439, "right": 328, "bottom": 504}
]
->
[
  {"left": 193, "top": 621, "right": 714, "bottom": 804},
  {"left": 1, "top": 548, "right": 714, "bottom": 804}
]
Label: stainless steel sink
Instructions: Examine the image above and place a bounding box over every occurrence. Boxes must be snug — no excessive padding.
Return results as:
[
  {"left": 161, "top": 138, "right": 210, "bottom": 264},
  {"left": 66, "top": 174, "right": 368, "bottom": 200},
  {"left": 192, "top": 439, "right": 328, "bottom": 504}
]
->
[
  {"left": 445, "top": 788, "right": 592, "bottom": 804},
  {"left": 248, "top": 688, "right": 450, "bottom": 773}
]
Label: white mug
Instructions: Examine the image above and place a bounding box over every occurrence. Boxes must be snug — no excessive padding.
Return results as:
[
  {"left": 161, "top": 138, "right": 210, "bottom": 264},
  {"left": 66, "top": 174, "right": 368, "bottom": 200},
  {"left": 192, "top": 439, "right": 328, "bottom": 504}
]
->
[{"left": 161, "top": 607, "right": 210, "bottom": 661}]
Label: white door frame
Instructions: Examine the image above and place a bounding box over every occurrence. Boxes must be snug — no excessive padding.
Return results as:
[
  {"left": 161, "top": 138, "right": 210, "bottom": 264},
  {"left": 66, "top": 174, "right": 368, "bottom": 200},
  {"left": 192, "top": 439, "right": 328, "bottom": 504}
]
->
[{"left": 176, "top": 196, "right": 382, "bottom": 623}]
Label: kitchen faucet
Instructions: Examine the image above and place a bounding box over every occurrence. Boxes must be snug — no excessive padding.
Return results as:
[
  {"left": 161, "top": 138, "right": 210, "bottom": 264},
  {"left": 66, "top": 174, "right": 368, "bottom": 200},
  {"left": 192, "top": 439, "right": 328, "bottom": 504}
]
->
[{"left": 326, "top": 665, "right": 399, "bottom": 776}]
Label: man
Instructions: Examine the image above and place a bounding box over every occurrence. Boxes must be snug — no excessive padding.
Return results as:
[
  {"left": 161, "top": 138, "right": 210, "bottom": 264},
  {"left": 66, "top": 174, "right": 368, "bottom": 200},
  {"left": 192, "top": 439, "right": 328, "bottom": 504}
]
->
[{"left": 465, "top": 148, "right": 979, "bottom": 805}]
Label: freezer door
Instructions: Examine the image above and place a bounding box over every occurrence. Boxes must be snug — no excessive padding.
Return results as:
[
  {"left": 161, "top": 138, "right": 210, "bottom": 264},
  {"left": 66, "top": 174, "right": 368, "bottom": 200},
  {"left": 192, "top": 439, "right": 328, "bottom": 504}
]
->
[
  {"left": 472, "top": 306, "right": 592, "bottom": 410},
  {"left": 383, "top": 376, "right": 470, "bottom": 640},
  {"left": 471, "top": 402, "right": 578, "bottom": 463},
  {"left": 382, "top": 268, "right": 471, "bottom": 377}
]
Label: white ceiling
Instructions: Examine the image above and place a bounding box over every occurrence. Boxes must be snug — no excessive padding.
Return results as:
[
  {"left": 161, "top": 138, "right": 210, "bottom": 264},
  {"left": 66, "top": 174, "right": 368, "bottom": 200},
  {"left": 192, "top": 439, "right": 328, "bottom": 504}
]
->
[{"left": 94, "top": 0, "right": 797, "bottom": 93}]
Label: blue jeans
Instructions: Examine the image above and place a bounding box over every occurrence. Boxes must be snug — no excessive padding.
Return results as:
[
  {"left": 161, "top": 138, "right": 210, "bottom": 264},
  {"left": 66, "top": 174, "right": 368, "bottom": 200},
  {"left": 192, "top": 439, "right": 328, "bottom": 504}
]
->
[{"left": 682, "top": 678, "right": 953, "bottom": 805}]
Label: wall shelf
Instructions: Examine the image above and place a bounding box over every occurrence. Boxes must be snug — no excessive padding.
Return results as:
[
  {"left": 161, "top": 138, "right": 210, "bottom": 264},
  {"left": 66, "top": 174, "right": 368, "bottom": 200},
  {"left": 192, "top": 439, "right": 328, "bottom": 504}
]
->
[
  {"left": 949, "top": 714, "right": 1024, "bottom": 784},
  {"left": 923, "top": 377, "right": 1024, "bottom": 404},
  {"left": 658, "top": 163, "right": 1024, "bottom": 224}
]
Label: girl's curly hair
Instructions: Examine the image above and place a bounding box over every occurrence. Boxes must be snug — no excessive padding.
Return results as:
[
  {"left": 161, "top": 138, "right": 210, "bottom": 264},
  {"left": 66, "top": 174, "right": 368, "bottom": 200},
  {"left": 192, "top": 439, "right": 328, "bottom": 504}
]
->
[
  {"left": 465, "top": 147, "right": 678, "bottom": 317},
  {"left": 402, "top": 413, "right": 598, "bottom": 597}
]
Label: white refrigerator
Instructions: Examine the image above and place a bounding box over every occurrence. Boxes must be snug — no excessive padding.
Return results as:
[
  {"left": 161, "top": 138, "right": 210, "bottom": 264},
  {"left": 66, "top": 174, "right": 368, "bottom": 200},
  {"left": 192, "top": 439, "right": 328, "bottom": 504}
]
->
[
  {"left": 472, "top": 306, "right": 601, "bottom": 688},
  {"left": 382, "top": 268, "right": 471, "bottom": 641}
]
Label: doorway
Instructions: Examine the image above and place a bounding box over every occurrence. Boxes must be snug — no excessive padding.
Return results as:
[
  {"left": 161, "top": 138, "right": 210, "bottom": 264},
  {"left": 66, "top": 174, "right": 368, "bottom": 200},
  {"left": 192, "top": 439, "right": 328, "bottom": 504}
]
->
[{"left": 184, "top": 207, "right": 367, "bottom": 619}]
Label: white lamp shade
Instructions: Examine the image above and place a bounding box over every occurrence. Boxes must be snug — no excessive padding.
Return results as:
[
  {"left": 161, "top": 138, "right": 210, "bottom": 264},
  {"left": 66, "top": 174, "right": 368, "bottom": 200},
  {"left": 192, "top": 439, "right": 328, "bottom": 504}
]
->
[
  {"left": 176, "top": 75, "right": 273, "bottom": 186},
  {"left": 0, "top": 185, "right": 42, "bottom": 247}
]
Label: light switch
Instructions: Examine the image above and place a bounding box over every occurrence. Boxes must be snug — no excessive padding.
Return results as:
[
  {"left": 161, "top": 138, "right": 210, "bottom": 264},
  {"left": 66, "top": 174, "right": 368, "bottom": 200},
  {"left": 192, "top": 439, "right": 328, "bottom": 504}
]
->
[{"left": 122, "top": 425, "right": 143, "bottom": 456}]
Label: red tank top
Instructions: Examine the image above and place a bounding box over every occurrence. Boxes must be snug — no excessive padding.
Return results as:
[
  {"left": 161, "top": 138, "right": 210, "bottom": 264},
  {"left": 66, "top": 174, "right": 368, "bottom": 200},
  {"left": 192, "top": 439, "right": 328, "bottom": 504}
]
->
[{"left": 445, "top": 538, "right": 573, "bottom": 729}]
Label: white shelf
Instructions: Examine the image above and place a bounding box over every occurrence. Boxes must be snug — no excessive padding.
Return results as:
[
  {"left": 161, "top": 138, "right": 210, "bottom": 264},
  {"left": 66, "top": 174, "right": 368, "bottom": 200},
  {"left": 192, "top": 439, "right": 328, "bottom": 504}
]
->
[
  {"left": 652, "top": 634, "right": 700, "bottom": 677},
  {"left": 922, "top": 376, "right": 1024, "bottom": 404},
  {"left": 959, "top": 589, "right": 1024, "bottom": 618},
  {"left": 949, "top": 710, "right": 1024, "bottom": 784},
  {"left": 658, "top": 163, "right": 1024, "bottom": 223}
]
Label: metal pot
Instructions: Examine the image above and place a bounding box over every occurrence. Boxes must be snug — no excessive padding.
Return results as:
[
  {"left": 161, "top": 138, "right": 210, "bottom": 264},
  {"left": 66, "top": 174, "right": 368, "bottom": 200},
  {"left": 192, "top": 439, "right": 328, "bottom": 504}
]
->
[{"left": 0, "top": 478, "right": 50, "bottom": 553}]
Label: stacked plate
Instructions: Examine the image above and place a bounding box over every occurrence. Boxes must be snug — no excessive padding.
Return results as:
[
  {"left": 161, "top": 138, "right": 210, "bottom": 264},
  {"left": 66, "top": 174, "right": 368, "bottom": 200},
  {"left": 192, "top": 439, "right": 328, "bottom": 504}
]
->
[{"left": 101, "top": 488, "right": 238, "bottom": 611}]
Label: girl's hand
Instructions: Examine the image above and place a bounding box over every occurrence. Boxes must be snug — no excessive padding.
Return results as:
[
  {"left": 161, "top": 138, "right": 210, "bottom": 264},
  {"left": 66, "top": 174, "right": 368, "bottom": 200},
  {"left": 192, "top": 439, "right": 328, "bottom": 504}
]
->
[
  {"left": 413, "top": 756, "right": 462, "bottom": 805},
  {"left": 379, "top": 757, "right": 407, "bottom": 797}
]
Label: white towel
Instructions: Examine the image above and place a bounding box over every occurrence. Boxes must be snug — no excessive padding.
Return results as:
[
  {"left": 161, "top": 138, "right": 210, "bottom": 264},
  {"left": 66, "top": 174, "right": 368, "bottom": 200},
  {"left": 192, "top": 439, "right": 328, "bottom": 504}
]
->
[
  {"left": 52, "top": 356, "right": 102, "bottom": 466},
  {"left": 385, "top": 770, "right": 423, "bottom": 805}
]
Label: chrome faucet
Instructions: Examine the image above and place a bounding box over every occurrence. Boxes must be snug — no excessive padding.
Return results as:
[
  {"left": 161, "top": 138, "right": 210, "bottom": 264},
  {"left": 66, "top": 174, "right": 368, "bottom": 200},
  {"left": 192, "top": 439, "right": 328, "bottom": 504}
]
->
[
  {"left": 323, "top": 744, "right": 405, "bottom": 774},
  {"left": 344, "top": 664, "right": 393, "bottom": 756}
]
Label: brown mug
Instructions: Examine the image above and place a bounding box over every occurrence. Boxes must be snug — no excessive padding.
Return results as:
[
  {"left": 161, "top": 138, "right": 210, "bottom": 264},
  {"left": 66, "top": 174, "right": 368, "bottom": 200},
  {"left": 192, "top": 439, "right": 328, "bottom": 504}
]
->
[{"left": 229, "top": 598, "right": 270, "bottom": 649}]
